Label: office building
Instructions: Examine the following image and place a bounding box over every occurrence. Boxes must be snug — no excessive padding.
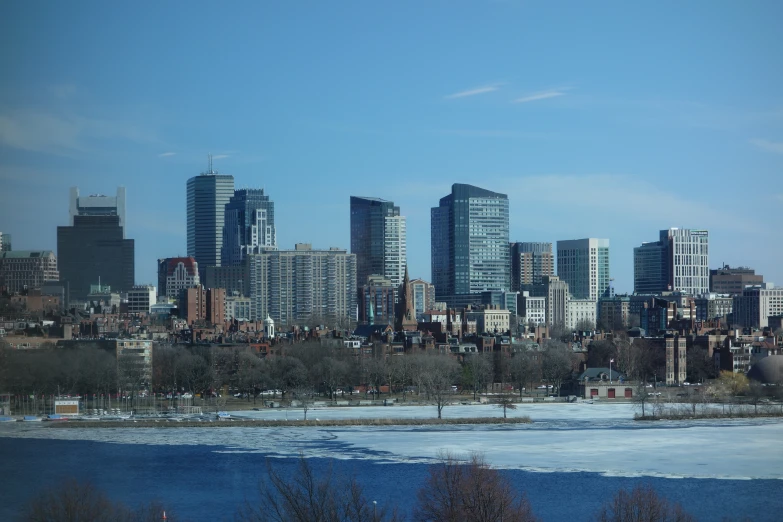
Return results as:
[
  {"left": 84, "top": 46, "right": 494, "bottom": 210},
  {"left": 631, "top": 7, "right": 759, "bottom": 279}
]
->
[
  {"left": 556, "top": 238, "right": 610, "bottom": 301},
  {"left": 634, "top": 241, "right": 667, "bottom": 294},
  {"left": 410, "top": 278, "right": 436, "bottom": 320},
  {"left": 510, "top": 242, "right": 554, "bottom": 291},
  {"left": 543, "top": 275, "right": 570, "bottom": 327},
  {"left": 57, "top": 214, "right": 134, "bottom": 301},
  {"left": 225, "top": 293, "right": 252, "bottom": 322},
  {"left": 158, "top": 257, "right": 200, "bottom": 300},
  {"left": 359, "top": 275, "right": 398, "bottom": 324},
  {"left": 246, "top": 244, "right": 357, "bottom": 326},
  {"left": 694, "top": 293, "right": 733, "bottom": 322},
  {"left": 519, "top": 292, "right": 546, "bottom": 326},
  {"left": 116, "top": 339, "right": 153, "bottom": 389},
  {"left": 0, "top": 232, "right": 11, "bottom": 252},
  {"left": 598, "top": 295, "right": 632, "bottom": 330},
  {"left": 127, "top": 285, "right": 156, "bottom": 315},
  {"left": 733, "top": 284, "right": 783, "bottom": 329},
  {"left": 186, "top": 168, "right": 235, "bottom": 278},
  {"left": 431, "top": 184, "right": 510, "bottom": 299},
  {"left": 710, "top": 265, "right": 763, "bottom": 295},
  {"left": 633, "top": 228, "right": 709, "bottom": 295},
  {"left": 0, "top": 251, "right": 60, "bottom": 294},
  {"left": 69, "top": 187, "right": 126, "bottom": 236},
  {"left": 350, "top": 196, "right": 406, "bottom": 288},
  {"left": 222, "top": 188, "right": 276, "bottom": 266},
  {"left": 204, "top": 264, "right": 247, "bottom": 297},
  {"left": 568, "top": 299, "right": 597, "bottom": 330}
]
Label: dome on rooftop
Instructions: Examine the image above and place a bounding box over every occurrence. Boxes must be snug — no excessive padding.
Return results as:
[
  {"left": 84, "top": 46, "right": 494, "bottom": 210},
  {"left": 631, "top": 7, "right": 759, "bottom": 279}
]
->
[{"left": 747, "top": 355, "right": 783, "bottom": 384}]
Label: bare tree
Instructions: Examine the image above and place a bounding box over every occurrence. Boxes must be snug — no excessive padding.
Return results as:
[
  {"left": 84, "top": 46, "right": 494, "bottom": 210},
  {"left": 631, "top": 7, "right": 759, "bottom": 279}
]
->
[
  {"left": 595, "top": 484, "right": 695, "bottom": 522},
  {"left": 421, "top": 355, "right": 461, "bottom": 419},
  {"left": 495, "top": 394, "right": 517, "bottom": 419},
  {"left": 540, "top": 341, "right": 573, "bottom": 396},
  {"left": 510, "top": 352, "right": 535, "bottom": 398},
  {"left": 414, "top": 451, "right": 538, "bottom": 522},
  {"left": 237, "top": 456, "right": 399, "bottom": 522},
  {"left": 633, "top": 382, "right": 653, "bottom": 418},
  {"left": 21, "top": 478, "right": 177, "bottom": 522},
  {"left": 465, "top": 355, "right": 493, "bottom": 400}
]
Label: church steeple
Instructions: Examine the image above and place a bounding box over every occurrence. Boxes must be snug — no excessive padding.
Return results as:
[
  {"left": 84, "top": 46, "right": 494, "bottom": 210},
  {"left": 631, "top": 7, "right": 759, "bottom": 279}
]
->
[{"left": 395, "top": 265, "right": 417, "bottom": 331}]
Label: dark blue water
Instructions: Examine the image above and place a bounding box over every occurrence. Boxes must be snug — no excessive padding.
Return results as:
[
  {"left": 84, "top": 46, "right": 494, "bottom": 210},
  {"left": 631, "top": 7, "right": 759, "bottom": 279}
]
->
[{"left": 0, "top": 436, "right": 778, "bottom": 521}]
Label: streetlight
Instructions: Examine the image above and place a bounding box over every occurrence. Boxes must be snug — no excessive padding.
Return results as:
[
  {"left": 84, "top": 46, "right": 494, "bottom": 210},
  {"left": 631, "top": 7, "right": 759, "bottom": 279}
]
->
[{"left": 373, "top": 500, "right": 377, "bottom": 521}]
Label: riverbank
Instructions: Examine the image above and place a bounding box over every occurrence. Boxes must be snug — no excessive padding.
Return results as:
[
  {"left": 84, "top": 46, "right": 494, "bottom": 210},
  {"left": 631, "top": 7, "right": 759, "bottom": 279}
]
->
[
  {"left": 48, "top": 415, "right": 533, "bottom": 429},
  {"left": 635, "top": 408, "right": 783, "bottom": 421}
]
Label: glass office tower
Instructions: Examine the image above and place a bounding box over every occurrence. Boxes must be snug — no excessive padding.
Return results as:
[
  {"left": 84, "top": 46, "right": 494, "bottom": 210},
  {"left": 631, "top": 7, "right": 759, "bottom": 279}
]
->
[
  {"left": 187, "top": 171, "right": 235, "bottom": 278},
  {"left": 431, "top": 184, "right": 510, "bottom": 299}
]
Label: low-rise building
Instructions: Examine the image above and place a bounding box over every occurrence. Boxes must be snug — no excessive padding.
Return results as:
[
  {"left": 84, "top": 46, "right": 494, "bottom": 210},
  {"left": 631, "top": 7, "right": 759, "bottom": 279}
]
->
[
  {"left": 568, "top": 299, "right": 597, "bottom": 330},
  {"left": 0, "top": 250, "right": 60, "bottom": 294},
  {"left": 127, "top": 285, "right": 156, "bottom": 315},
  {"left": 732, "top": 284, "right": 783, "bottom": 329},
  {"left": 464, "top": 307, "right": 510, "bottom": 335},
  {"left": 519, "top": 292, "right": 546, "bottom": 326}
]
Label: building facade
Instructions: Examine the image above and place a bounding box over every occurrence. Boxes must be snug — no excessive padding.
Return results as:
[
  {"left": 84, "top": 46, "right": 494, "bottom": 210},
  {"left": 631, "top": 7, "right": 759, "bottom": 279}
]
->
[
  {"left": 225, "top": 293, "right": 252, "bottom": 322},
  {"left": 510, "top": 242, "right": 554, "bottom": 291},
  {"left": 359, "top": 275, "right": 397, "bottom": 324},
  {"left": 464, "top": 307, "right": 511, "bottom": 334},
  {"left": 694, "top": 293, "right": 733, "bottom": 322},
  {"left": 568, "top": 299, "right": 597, "bottom": 330},
  {"left": 0, "top": 232, "right": 11, "bottom": 253},
  {"left": 221, "top": 188, "right": 276, "bottom": 266},
  {"left": 70, "top": 187, "right": 126, "bottom": 236},
  {"left": 180, "top": 286, "right": 226, "bottom": 325},
  {"left": 543, "top": 275, "right": 569, "bottom": 327},
  {"left": 556, "top": 238, "right": 610, "bottom": 301},
  {"left": 519, "top": 292, "right": 546, "bottom": 326},
  {"left": 598, "top": 295, "right": 631, "bottom": 330},
  {"left": 409, "top": 278, "right": 436, "bottom": 321},
  {"left": 127, "top": 285, "right": 156, "bottom": 314},
  {"left": 350, "top": 196, "right": 407, "bottom": 288},
  {"left": 431, "top": 184, "right": 510, "bottom": 298},
  {"left": 57, "top": 215, "right": 134, "bottom": 301},
  {"left": 246, "top": 244, "right": 357, "bottom": 327},
  {"left": 186, "top": 171, "right": 235, "bottom": 278},
  {"left": 0, "top": 251, "right": 60, "bottom": 294},
  {"left": 157, "top": 257, "right": 200, "bottom": 300},
  {"left": 634, "top": 228, "right": 709, "bottom": 295},
  {"left": 732, "top": 284, "right": 783, "bottom": 329},
  {"left": 710, "top": 265, "right": 763, "bottom": 295}
]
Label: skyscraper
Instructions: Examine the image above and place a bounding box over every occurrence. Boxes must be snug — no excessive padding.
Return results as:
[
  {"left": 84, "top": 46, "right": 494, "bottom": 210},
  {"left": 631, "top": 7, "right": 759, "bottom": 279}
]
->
[
  {"left": 350, "top": 196, "right": 407, "bottom": 288},
  {"left": 633, "top": 228, "right": 709, "bottom": 295},
  {"left": 69, "top": 187, "right": 126, "bottom": 237},
  {"left": 58, "top": 216, "right": 134, "bottom": 300},
  {"left": 186, "top": 167, "right": 235, "bottom": 278},
  {"left": 431, "top": 184, "right": 510, "bottom": 299},
  {"left": 58, "top": 186, "right": 134, "bottom": 300},
  {"left": 222, "top": 188, "right": 276, "bottom": 266},
  {"left": 510, "top": 242, "right": 554, "bottom": 291},
  {"left": 556, "top": 238, "right": 611, "bottom": 301}
]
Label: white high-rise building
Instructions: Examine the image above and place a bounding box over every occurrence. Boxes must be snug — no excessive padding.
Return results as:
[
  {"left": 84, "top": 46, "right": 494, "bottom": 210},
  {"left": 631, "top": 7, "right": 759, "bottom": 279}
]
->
[
  {"left": 383, "top": 215, "right": 407, "bottom": 288},
  {"left": 665, "top": 228, "right": 709, "bottom": 296},
  {"left": 556, "top": 238, "right": 611, "bottom": 301}
]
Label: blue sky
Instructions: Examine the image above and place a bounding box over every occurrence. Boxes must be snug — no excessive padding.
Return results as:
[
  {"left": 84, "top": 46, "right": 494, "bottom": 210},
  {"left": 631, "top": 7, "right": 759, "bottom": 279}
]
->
[{"left": 1, "top": 1, "right": 781, "bottom": 294}]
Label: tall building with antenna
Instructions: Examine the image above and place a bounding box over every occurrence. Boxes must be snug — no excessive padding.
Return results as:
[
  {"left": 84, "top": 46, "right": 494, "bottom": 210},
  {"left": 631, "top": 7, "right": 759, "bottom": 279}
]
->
[{"left": 186, "top": 155, "right": 235, "bottom": 279}]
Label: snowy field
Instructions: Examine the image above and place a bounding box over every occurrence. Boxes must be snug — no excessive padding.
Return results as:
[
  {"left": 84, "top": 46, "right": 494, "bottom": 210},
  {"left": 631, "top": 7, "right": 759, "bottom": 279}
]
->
[{"left": 2, "top": 402, "right": 781, "bottom": 481}]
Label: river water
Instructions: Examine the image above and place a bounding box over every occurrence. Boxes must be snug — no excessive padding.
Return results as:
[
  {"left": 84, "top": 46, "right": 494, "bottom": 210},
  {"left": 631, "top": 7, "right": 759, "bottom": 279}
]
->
[{"left": 1, "top": 403, "right": 780, "bottom": 521}]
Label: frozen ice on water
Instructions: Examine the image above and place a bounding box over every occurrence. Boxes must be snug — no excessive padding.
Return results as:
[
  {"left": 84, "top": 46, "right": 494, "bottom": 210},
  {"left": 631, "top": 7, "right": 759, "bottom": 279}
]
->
[{"left": 1, "top": 403, "right": 781, "bottom": 480}]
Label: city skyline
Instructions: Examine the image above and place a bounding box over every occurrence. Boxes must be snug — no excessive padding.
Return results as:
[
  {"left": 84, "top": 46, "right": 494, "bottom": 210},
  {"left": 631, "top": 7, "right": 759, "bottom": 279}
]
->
[{"left": 1, "top": 2, "right": 781, "bottom": 292}]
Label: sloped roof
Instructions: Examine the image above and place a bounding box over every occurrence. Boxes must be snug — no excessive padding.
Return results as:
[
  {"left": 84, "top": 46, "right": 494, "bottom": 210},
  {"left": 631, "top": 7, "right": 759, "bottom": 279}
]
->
[{"left": 578, "top": 367, "right": 626, "bottom": 382}]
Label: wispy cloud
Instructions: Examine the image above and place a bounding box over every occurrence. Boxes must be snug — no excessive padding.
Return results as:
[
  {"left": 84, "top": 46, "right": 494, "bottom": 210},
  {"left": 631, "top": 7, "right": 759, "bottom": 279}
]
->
[
  {"left": 750, "top": 138, "right": 783, "bottom": 154},
  {"left": 0, "top": 109, "right": 158, "bottom": 155},
  {"left": 513, "top": 89, "right": 568, "bottom": 104},
  {"left": 444, "top": 84, "right": 501, "bottom": 100},
  {"left": 211, "top": 154, "right": 231, "bottom": 160},
  {"left": 157, "top": 152, "right": 176, "bottom": 157}
]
